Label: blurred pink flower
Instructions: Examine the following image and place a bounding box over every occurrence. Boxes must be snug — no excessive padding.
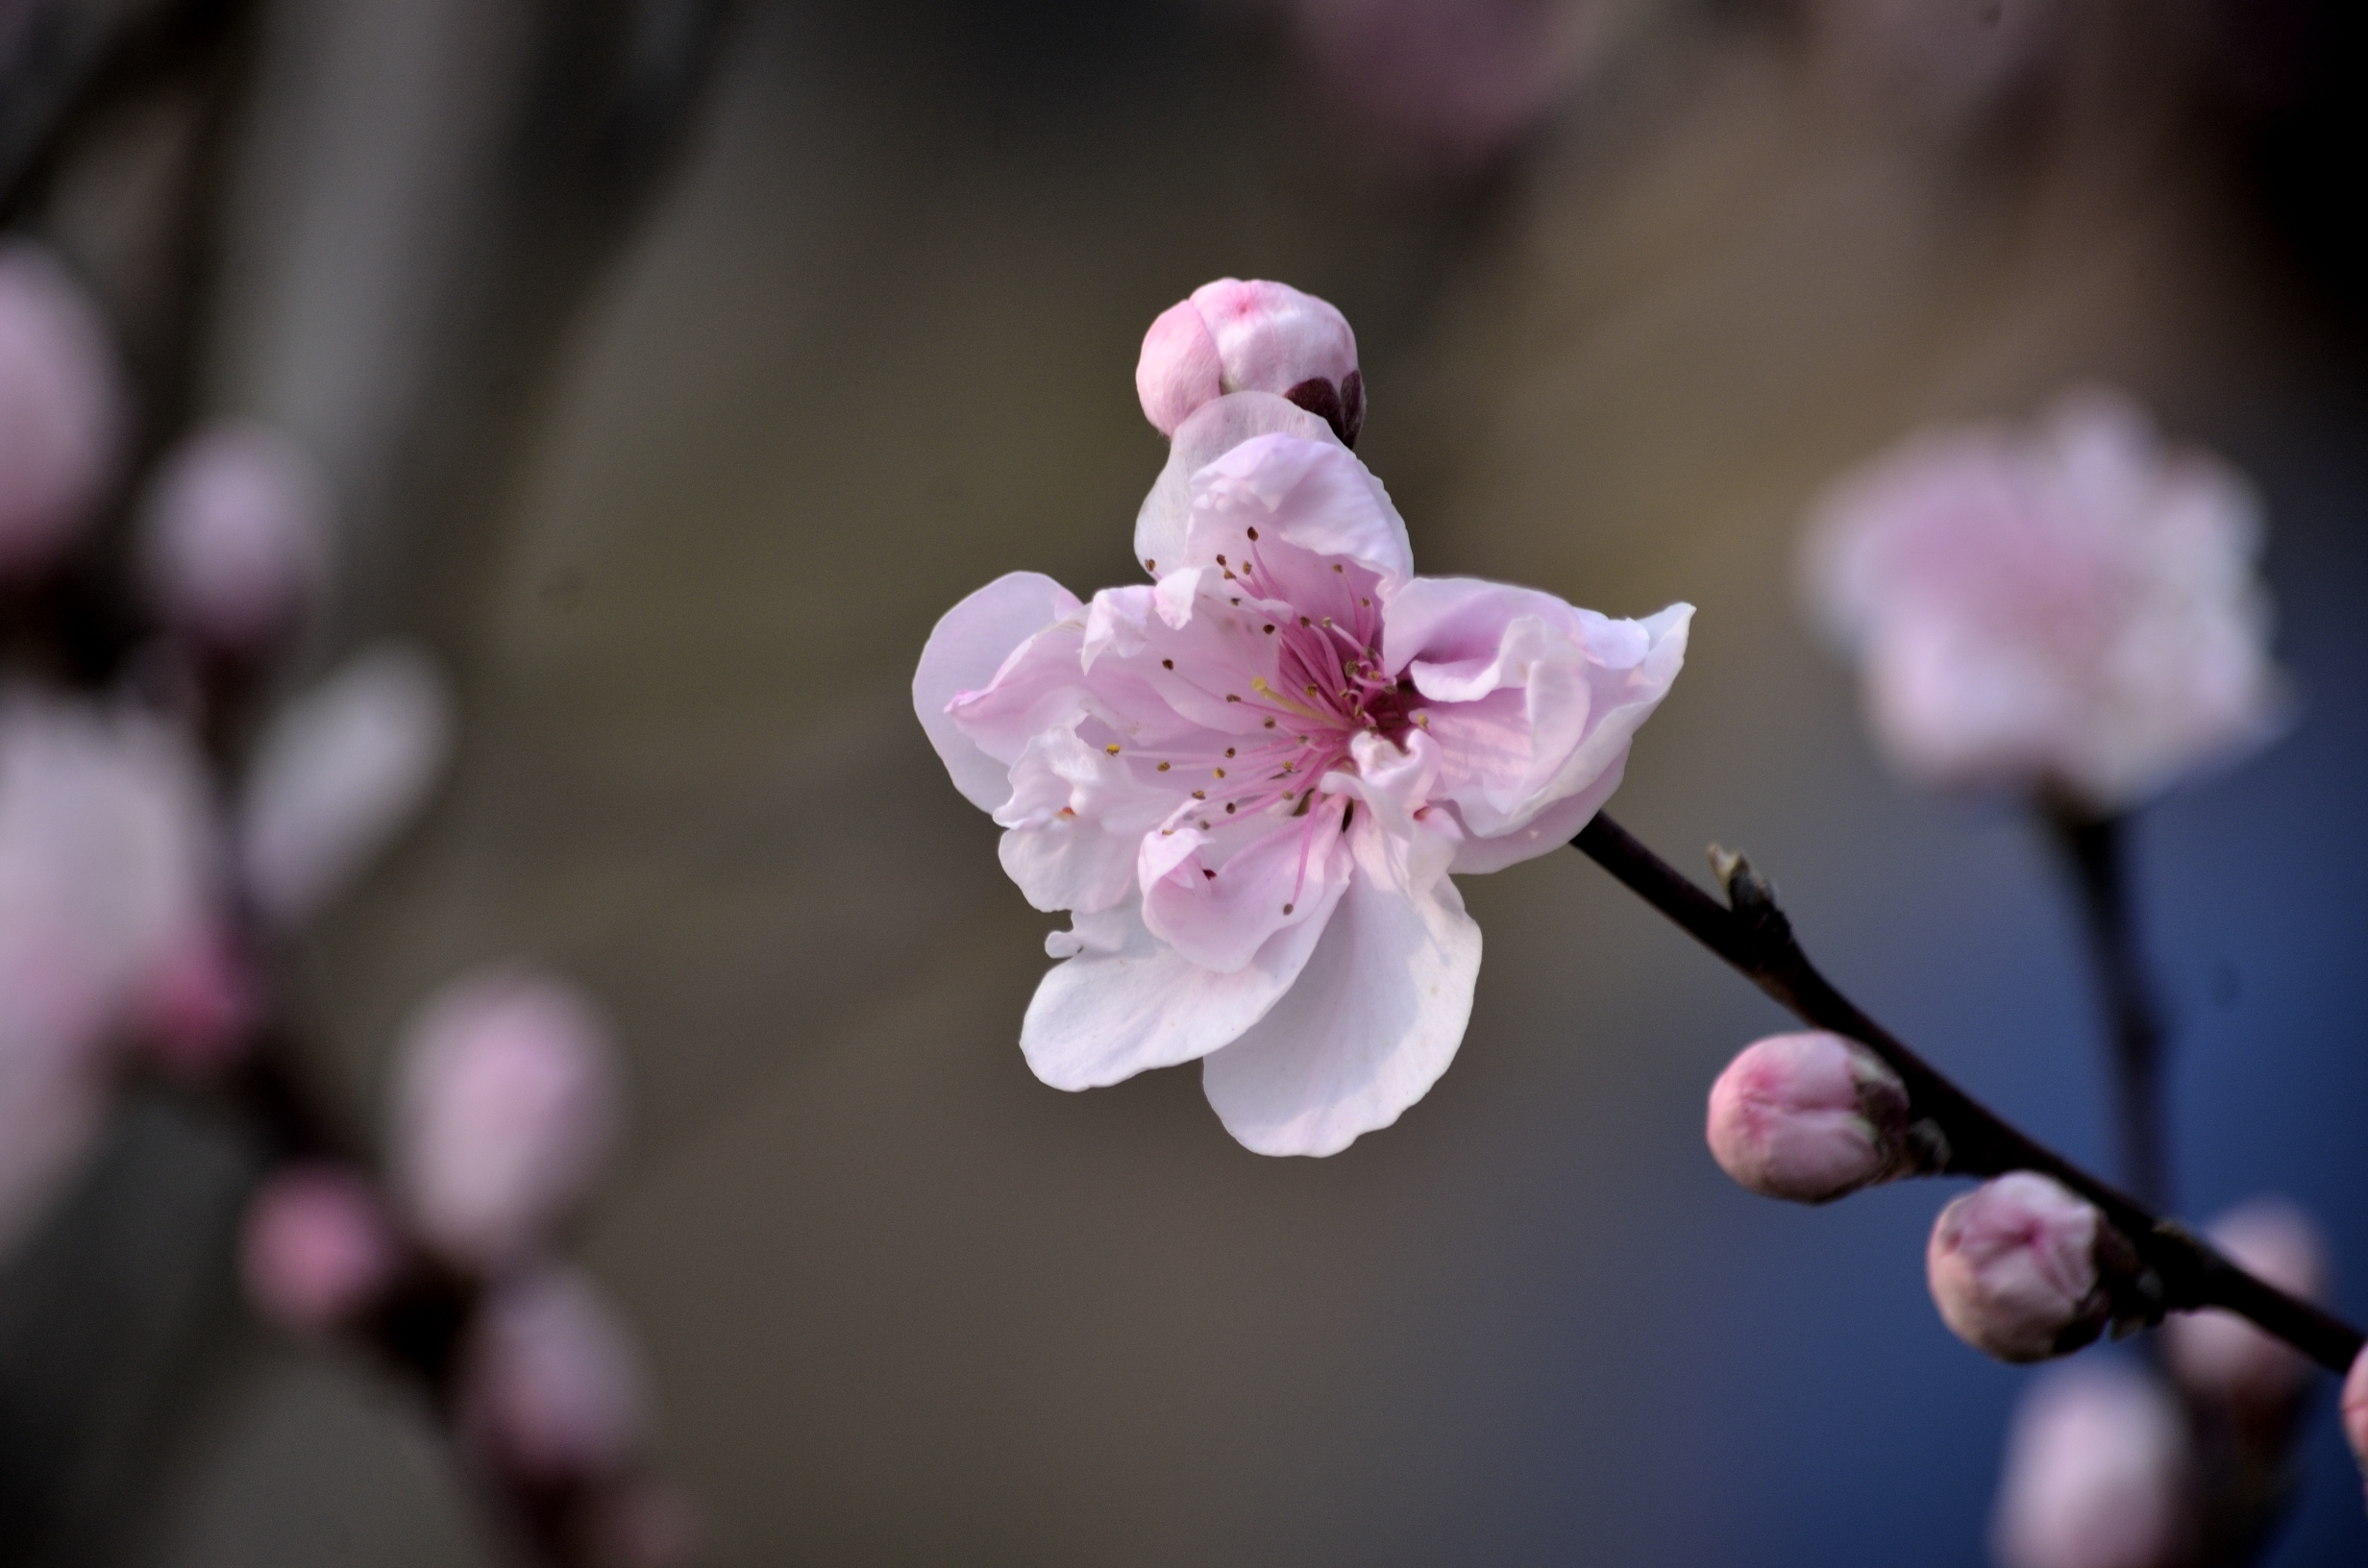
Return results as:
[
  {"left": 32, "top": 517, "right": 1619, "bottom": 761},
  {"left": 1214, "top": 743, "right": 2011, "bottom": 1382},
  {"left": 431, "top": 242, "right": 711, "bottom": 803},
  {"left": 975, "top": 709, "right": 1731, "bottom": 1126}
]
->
[
  {"left": 1265, "top": 0, "right": 1630, "bottom": 174},
  {"left": 0, "top": 240, "right": 123, "bottom": 579},
  {"left": 2160, "top": 1195, "right": 2329, "bottom": 1417},
  {"left": 240, "top": 1163, "right": 402, "bottom": 1333},
  {"left": 0, "top": 695, "right": 214, "bottom": 1248},
  {"left": 1991, "top": 1360, "right": 2190, "bottom": 1568},
  {"left": 462, "top": 1265, "right": 647, "bottom": 1482},
  {"left": 1136, "top": 279, "right": 1362, "bottom": 446},
  {"left": 919, "top": 378, "right": 1688, "bottom": 1155},
  {"left": 1802, "top": 391, "right": 2282, "bottom": 812},
  {"left": 133, "top": 919, "right": 259, "bottom": 1075},
  {"left": 390, "top": 967, "right": 618, "bottom": 1271},
  {"left": 1705, "top": 1030, "right": 1912, "bottom": 1204},
  {"left": 1927, "top": 1171, "right": 2109, "bottom": 1362},
  {"left": 2345, "top": 1347, "right": 2368, "bottom": 1498},
  {"left": 236, "top": 642, "right": 454, "bottom": 926},
  {"left": 139, "top": 421, "right": 331, "bottom": 653}
]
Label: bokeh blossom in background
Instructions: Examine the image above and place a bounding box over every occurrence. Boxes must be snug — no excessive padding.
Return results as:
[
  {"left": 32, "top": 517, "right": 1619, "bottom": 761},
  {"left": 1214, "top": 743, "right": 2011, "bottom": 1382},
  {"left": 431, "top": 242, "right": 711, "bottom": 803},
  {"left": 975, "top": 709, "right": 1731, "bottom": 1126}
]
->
[
  {"left": 1801, "top": 390, "right": 2284, "bottom": 814},
  {"left": 918, "top": 281, "right": 1688, "bottom": 1154}
]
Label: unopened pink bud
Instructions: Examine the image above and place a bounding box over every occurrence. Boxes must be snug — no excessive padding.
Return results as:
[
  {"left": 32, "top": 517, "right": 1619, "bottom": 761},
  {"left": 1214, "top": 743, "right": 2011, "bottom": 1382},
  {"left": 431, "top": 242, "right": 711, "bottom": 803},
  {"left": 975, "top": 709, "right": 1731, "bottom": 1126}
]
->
[
  {"left": 2343, "top": 1347, "right": 2368, "bottom": 1496},
  {"left": 0, "top": 241, "right": 122, "bottom": 578},
  {"left": 462, "top": 1266, "right": 647, "bottom": 1482},
  {"left": 139, "top": 421, "right": 330, "bottom": 652},
  {"left": 1705, "top": 1030, "right": 1912, "bottom": 1203},
  {"left": 2161, "top": 1196, "right": 2329, "bottom": 1415},
  {"left": 134, "top": 919, "right": 259, "bottom": 1075},
  {"left": 1928, "top": 1172, "right": 2111, "bottom": 1362},
  {"left": 1135, "top": 280, "right": 1362, "bottom": 446},
  {"left": 236, "top": 643, "right": 453, "bottom": 926},
  {"left": 390, "top": 967, "right": 618, "bottom": 1271},
  {"left": 240, "top": 1164, "right": 401, "bottom": 1333},
  {"left": 1991, "top": 1360, "right": 2189, "bottom": 1568}
]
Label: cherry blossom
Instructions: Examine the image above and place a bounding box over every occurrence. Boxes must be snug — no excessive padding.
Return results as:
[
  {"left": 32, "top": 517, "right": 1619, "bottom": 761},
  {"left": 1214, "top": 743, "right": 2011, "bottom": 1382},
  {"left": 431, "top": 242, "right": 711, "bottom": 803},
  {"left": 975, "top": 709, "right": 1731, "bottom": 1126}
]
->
[
  {"left": 919, "top": 342, "right": 1688, "bottom": 1154},
  {"left": 1802, "top": 391, "right": 2282, "bottom": 811}
]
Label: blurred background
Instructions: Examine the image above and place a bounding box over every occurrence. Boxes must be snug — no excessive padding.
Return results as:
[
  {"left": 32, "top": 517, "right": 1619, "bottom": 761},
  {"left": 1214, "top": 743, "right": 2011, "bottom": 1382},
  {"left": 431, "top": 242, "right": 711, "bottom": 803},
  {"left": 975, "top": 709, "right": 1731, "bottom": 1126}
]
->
[{"left": 5, "top": 0, "right": 2368, "bottom": 1562}]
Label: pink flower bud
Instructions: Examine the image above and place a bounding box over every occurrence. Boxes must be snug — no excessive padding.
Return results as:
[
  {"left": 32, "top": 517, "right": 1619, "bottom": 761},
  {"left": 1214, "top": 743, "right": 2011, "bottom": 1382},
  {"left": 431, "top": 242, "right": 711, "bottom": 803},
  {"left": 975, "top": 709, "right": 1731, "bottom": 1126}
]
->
[
  {"left": 462, "top": 1266, "right": 647, "bottom": 1482},
  {"left": 139, "top": 422, "right": 330, "bottom": 652},
  {"left": 2343, "top": 1347, "right": 2368, "bottom": 1497},
  {"left": 1928, "top": 1172, "right": 2111, "bottom": 1362},
  {"left": 1705, "top": 1030, "right": 1912, "bottom": 1203},
  {"left": 2160, "top": 1196, "right": 2329, "bottom": 1416},
  {"left": 239, "top": 1164, "right": 401, "bottom": 1333},
  {"left": 0, "top": 241, "right": 123, "bottom": 578},
  {"left": 1991, "top": 1360, "right": 2190, "bottom": 1568},
  {"left": 133, "top": 918, "right": 259, "bottom": 1076},
  {"left": 236, "top": 643, "right": 453, "bottom": 926},
  {"left": 1135, "top": 280, "right": 1361, "bottom": 446},
  {"left": 390, "top": 967, "right": 618, "bottom": 1271}
]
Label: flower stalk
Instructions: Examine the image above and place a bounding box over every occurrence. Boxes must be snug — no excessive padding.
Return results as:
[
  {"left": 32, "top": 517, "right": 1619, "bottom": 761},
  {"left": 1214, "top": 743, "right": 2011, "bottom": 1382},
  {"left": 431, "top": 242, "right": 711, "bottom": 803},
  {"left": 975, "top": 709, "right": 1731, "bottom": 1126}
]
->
[{"left": 1570, "top": 811, "right": 2364, "bottom": 1373}]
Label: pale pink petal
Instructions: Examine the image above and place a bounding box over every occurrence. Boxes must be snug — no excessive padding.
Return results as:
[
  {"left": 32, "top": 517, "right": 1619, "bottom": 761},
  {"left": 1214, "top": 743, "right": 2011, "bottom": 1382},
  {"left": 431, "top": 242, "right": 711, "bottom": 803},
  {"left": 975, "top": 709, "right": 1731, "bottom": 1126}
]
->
[
  {"left": 1188, "top": 280, "right": 1358, "bottom": 404},
  {"left": 993, "top": 728, "right": 1172, "bottom": 914},
  {"left": 1135, "top": 299, "right": 1224, "bottom": 437},
  {"left": 1200, "top": 808, "right": 1479, "bottom": 1156},
  {"left": 1134, "top": 391, "right": 1339, "bottom": 577},
  {"left": 1183, "top": 432, "right": 1412, "bottom": 596},
  {"left": 1021, "top": 887, "right": 1348, "bottom": 1091},
  {"left": 1140, "top": 796, "right": 1353, "bottom": 972},
  {"left": 914, "top": 572, "right": 1083, "bottom": 811}
]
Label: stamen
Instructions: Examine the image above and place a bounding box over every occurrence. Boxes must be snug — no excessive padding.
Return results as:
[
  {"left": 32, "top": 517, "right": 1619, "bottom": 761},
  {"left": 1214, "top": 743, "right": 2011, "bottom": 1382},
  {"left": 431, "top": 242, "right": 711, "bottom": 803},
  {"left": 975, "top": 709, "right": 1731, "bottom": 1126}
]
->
[
  {"left": 1203, "top": 869, "right": 1216, "bottom": 880},
  {"left": 1157, "top": 761, "right": 1172, "bottom": 772},
  {"left": 1193, "top": 790, "right": 1207, "bottom": 799},
  {"left": 1246, "top": 527, "right": 1259, "bottom": 540},
  {"left": 1225, "top": 803, "right": 1236, "bottom": 814},
  {"left": 1144, "top": 558, "right": 1156, "bottom": 571},
  {"left": 1216, "top": 554, "right": 1227, "bottom": 566},
  {"left": 1263, "top": 718, "right": 1276, "bottom": 728},
  {"left": 1332, "top": 564, "right": 1344, "bottom": 573},
  {"left": 1226, "top": 694, "right": 1242, "bottom": 703},
  {"left": 1105, "top": 744, "right": 1121, "bottom": 755},
  {"left": 1162, "top": 659, "right": 1173, "bottom": 670},
  {"left": 1213, "top": 769, "right": 1226, "bottom": 778},
  {"left": 1282, "top": 901, "right": 1294, "bottom": 915},
  {"left": 1263, "top": 624, "right": 1275, "bottom": 634},
  {"left": 1224, "top": 747, "right": 1236, "bottom": 757}
]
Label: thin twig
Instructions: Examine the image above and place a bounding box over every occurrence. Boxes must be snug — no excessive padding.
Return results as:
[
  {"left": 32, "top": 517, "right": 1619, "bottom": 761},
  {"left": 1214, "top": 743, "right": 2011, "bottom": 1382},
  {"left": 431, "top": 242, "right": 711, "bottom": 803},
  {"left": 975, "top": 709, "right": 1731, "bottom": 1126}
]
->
[
  {"left": 1570, "top": 812, "right": 2364, "bottom": 1374},
  {"left": 2041, "top": 805, "right": 2171, "bottom": 1212}
]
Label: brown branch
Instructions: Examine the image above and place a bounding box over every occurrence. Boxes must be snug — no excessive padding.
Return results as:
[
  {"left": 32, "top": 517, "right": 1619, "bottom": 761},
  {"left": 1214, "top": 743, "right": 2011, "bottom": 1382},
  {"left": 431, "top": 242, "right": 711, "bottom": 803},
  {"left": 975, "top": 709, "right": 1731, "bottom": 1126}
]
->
[{"left": 1571, "top": 812, "right": 2364, "bottom": 1374}]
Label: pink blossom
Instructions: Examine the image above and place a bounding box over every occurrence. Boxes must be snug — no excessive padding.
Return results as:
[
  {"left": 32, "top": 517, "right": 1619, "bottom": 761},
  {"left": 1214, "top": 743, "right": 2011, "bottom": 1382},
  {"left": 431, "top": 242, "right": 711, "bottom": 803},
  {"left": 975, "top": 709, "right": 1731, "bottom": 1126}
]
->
[
  {"left": 0, "top": 695, "right": 214, "bottom": 1250},
  {"left": 919, "top": 345, "right": 1689, "bottom": 1155},
  {"left": 390, "top": 967, "right": 619, "bottom": 1271},
  {"left": 1802, "top": 391, "right": 2282, "bottom": 811},
  {"left": 236, "top": 643, "right": 454, "bottom": 926},
  {"left": 139, "top": 421, "right": 331, "bottom": 652},
  {"left": 1927, "top": 1172, "right": 2110, "bottom": 1362},
  {"left": 2160, "top": 1195, "right": 2329, "bottom": 1416},
  {"left": 461, "top": 1265, "right": 647, "bottom": 1482},
  {"left": 1991, "top": 1360, "right": 2190, "bottom": 1568},
  {"left": 1136, "top": 280, "right": 1361, "bottom": 445},
  {"left": 133, "top": 918, "right": 259, "bottom": 1075},
  {"left": 240, "top": 1164, "right": 401, "bottom": 1333},
  {"left": 0, "top": 241, "right": 123, "bottom": 578},
  {"left": 1705, "top": 1031, "right": 1912, "bottom": 1204}
]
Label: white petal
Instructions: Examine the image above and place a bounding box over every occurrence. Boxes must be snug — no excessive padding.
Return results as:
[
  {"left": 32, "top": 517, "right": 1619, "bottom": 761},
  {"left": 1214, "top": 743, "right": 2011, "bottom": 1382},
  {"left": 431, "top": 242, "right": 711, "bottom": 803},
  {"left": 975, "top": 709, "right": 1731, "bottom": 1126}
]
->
[
  {"left": 913, "top": 572, "right": 1081, "bottom": 812},
  {"left": 1200, "top": 811, "right": 1480, "bottom": 1156},
  {"left": 1133, "top": 391, "right": 1337, "bottom": 577},
  {"left": 1020, "top": 888, "right": 1345, "bottom": 1091}
]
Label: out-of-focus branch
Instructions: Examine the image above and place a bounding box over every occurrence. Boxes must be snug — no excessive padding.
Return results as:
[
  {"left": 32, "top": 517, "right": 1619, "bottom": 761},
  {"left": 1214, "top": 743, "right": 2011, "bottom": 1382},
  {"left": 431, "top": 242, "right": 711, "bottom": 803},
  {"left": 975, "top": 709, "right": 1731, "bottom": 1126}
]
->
[
  {"left": 2040, "top": 804, "right": 2171, "bottom": 1213},
  {"left": 1570, "top": 812, "right": 2365, "bottom": 1374}
]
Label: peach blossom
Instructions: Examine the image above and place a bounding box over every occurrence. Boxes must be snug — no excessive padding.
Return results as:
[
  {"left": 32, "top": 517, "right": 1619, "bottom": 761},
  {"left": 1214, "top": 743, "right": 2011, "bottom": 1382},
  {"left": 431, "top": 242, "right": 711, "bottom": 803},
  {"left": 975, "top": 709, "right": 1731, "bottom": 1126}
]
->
[
  {"left": 1927, "top": 1172, "right": 2110, "bottom": 1362},
  {"left": 1705, "top": 1031, "right": 1912, "bottom": 1204}
]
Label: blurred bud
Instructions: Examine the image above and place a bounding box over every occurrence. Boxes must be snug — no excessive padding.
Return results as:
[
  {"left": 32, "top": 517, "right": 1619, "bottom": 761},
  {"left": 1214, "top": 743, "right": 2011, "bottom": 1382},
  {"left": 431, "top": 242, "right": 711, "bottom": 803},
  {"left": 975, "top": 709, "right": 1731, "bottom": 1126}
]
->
[
  {"left": 1705, "top": 1030, "right": 1913, "bottom": 1203},
  {"left": 1928, "top": 1172, "right": 2111, "bottom": 1362},
  {"left": 1136, "top": 280, "right": 1362, "bottom": 446},
  {"left": 1801, "top": 390, "right": 2283, "bottom": 813},
  {"left": 236, "top": 643, "right": 453, "bottom": 926},
  {"left": 2344, "top": 1347, "right": 2368, "bottom": 1496},
  {"left": 391, "top": 967, "right": 618, "bottom": 1271},
  {"left": 139, "top": 422, "right": 331, "bottom": 653},
  {"left": 463, "top": 1266, "right": 647, "bottom": 1482},
  {"left": 2160, "top": 1196, "right": 2329, "bottom": 1418},
  {"left": 0, "top": 240, "right": 123, "bottom": 579},
  {"left": 575, "top": 1478, "right": 704, "bottom": 1568},
  {"left": 133, "top": 919, "right": 259, "bottom": 1076},
  {"left": 1992, "top": 1360, "right": 2190, "bottom": 1568},
  {"left": 240, "top": 1164, "right": 401, "bottom": 1334}
]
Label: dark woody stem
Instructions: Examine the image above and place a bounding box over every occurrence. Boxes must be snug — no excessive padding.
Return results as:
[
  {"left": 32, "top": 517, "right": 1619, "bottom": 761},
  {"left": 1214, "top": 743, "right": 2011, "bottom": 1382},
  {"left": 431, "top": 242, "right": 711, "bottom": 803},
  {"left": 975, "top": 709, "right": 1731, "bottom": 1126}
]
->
[
  {"left": 2039, "top": 805, "right": 2171, "bottom": 1213},
  {"left": 1570, "top": 812, "right": 2365, "bottom": 1374}
]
